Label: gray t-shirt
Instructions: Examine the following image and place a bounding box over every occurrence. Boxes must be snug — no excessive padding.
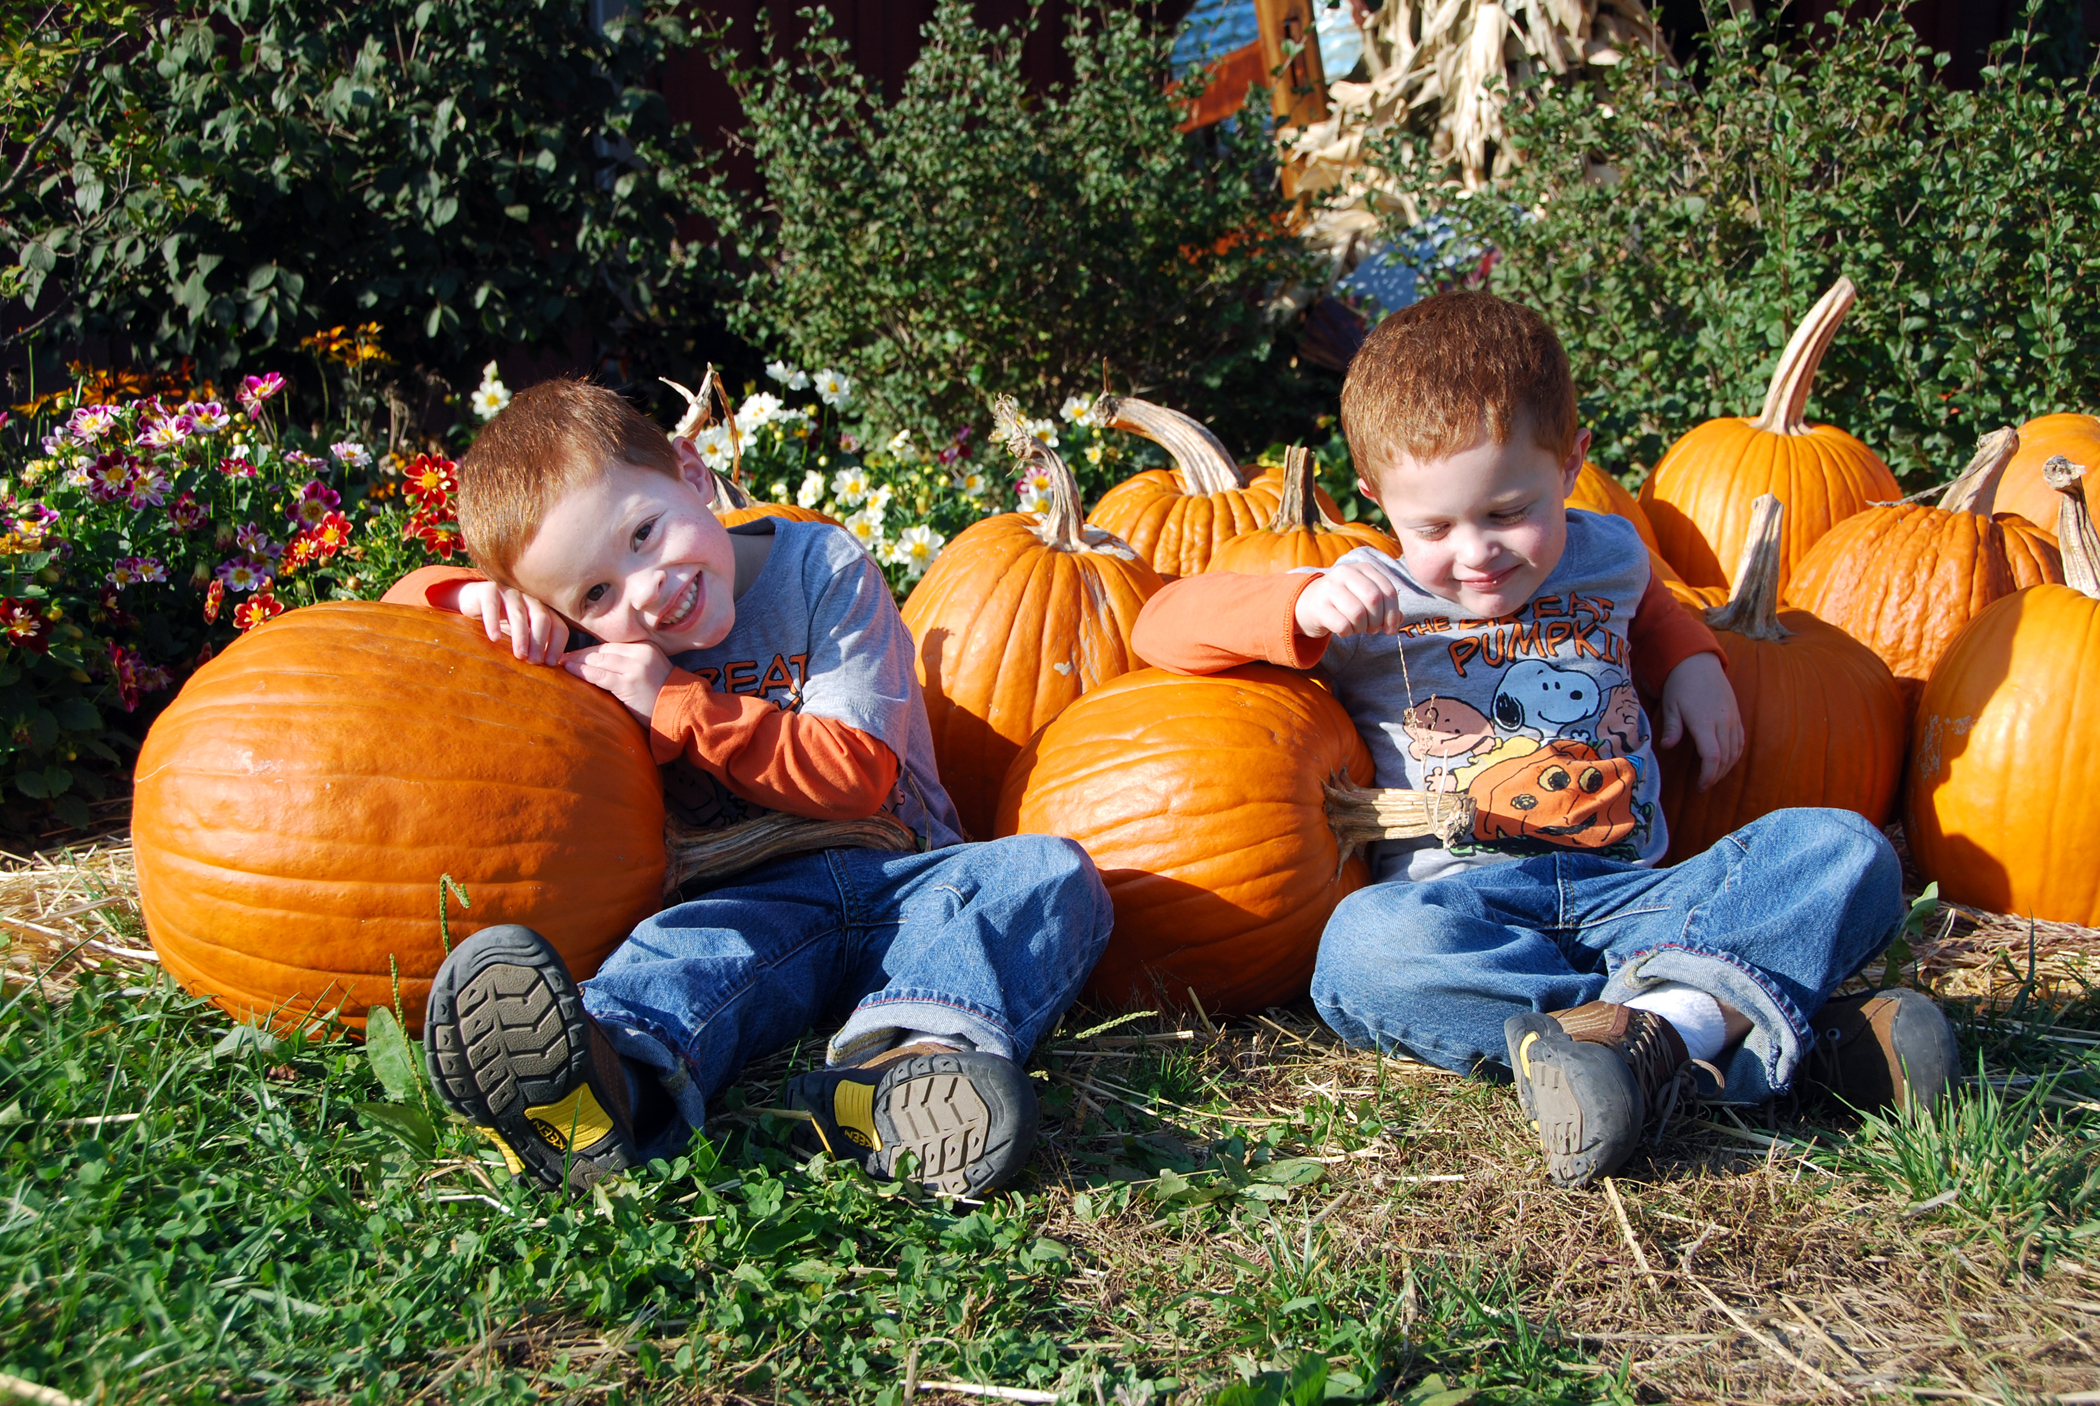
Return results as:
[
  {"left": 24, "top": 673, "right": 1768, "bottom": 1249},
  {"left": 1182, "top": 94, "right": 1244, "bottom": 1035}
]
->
[
  {"left": 662, "top": 518, "right": 965, "bottom": 850},
  {"left": 1314, "top": 511, "right": 1666, "bottom": 883}
]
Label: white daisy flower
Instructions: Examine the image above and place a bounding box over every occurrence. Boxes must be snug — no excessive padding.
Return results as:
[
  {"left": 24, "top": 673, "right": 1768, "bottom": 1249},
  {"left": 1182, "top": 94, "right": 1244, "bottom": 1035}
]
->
[
  {"left": 797, "top": 470, "right": 826, "bottom": 508},
  {"left": 890, "top": 524, "right": 944, "bottom": 579},
  {"left": 886, "top": 428, "right": 915, "bottom": 456},
  {"left": 813, "top": 368, "right": 852, "bottom": 408},
  {"left": 1059, "top": 394, "right": 1101, "bottom": 426},
  {"left": 471, "top": 362, "right": 512, "bottom": 421},
  {"left": 843, "top": 507, "right": 886, "bottom": 553},
  {"left": 738, "top": 391, "right": 783, "bottom": 427},
  {"left": 830, "top": 466, "right": 871, "bottom": 506},
  {"left": 766, "top": 361, "right": 811, "bottom": 390},
  {"left": 1022, "top": 417, "right": 1058, "bottom": 449},
  {"left": 957, "top": 468, "right": 989, "bottom": 497},
  {"left": 330, "top": 440, "right": 372, "bottom": 469}
]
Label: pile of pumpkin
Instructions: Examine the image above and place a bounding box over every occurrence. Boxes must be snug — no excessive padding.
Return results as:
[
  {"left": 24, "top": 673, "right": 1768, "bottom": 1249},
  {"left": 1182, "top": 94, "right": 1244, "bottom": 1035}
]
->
[{"left": 128, "top": 279, "right": 2100, "bottom": 1035}]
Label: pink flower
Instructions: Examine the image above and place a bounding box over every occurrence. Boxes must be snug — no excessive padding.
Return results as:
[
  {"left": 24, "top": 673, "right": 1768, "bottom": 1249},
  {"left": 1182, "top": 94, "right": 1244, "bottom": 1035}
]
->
[
  {"left": 183, "top": 401, "right": 231, "bottom": 433},
  {"left": 67, "top": 405, "right": 119, "bottom": 443},
  {"left": 135, "top": 416, "right": 190, "bottom": 450},
  {"left": 287, "top": 479, "right": 341, "bottom": 527},
  {"left": 86, "top": 452, "right": 136, "bottom": 504},
  {"left": 106, "top": 641, "right": 139, "bottom": 713},
  {"left": 125, "top": 462, "right": 169, "bottom": 508},
  {"left": 215, "top": 558, "right": 268, "bottom": 592},
  {"left": 235, "top": 522, "right": 281, "bottom": 558},
  {"left": 237, "top": 372, "right": 286, "bottom": 414},
  {"left": 167, "top": 491, "right": 207, "bottom": 532},
  {"left": 217, "top": 455, "right": 256, "bottom": 478},
  {"left": 105, "top": 555, "right": 167, "bottom": 589}
]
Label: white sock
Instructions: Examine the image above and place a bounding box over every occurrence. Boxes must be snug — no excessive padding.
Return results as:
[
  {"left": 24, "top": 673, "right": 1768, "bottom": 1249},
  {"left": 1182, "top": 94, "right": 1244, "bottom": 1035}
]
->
[
  {"left": 896, "top": 1029, "right": 968, "bottom": 1053},
  {"left": 1623, "top": 982, "right": 1727, "bottom": 1063}
]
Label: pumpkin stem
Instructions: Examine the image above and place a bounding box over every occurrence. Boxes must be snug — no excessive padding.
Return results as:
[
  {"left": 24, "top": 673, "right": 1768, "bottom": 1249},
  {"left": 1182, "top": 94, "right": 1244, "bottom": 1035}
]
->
[
  {"left": 1267, "top": 446, "right": 1331, "bottom": 533},
  {"left": 666, "top": 813, "right": 916, "bottom": 895},
  {"left": 1749, "top": 277, "right": 1855, "bottom": 436},
  {"left": 664, "top": 367, "right": 753, "bottom": 510},
  {"left": 1706, "top": 493, "right": 1793, "bottom": 641},
  {"left": 1324, "top": 777, "right": 1476, "bottom": 875},
  {"left": 2046, "top": 456, "right": 2100, "bottom": 599},
  {"left": 1096, "top": 395, "right": 1247, "bottom": 494},
  {"left": 1935, "top": 426, "right": 2020, "bottom": 515},
  {"left": 994, "top": 395, "right": 1089, "bottom": 551}
]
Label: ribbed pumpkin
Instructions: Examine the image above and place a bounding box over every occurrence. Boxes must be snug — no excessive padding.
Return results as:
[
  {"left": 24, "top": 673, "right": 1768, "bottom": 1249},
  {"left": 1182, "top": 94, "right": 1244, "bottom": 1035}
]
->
[
  {"left": 1639, "top": 278, "right": 1900, "bottom": 593},
  {"left": 1993, "top": 412, "right": 2100, "bottom": 532},
  {"left": 1206, "top": 446, "right": 1398, "bottom": 572},
  {"left": 900, "top": 399, "right": 1163, "bottom": 839},
  {"left": 1996, "top": 513, "right": 2064, "bottom": 590},
  {"left": 1784, "top": 428, "right": 2020, "bottom": 711},
  {"left": 1907, "top": 458, "right": 2100, "bottom": 925},
  {"left": 1086, "top": 398, "right": 1317, "bottom": 580},
  {"left": 133, "top": 603, "right": 667, "bottom": 1035},
  {"left": 995, "top": 665, "right": 1472, "bottom": 1013},
  {"left": 1659, "top": 495, "right": 1906, "bottom": 863}
]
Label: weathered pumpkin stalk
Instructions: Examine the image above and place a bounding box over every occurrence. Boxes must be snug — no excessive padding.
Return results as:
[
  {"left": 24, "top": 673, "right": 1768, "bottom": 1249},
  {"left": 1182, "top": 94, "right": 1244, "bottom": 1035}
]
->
[
  {"left": 1095, "top": 394, "right": 1247, "bottom": 493},
  {"left": 1935, "top": 426, "right": 2020, "bottom": 515},
  {"left": 1750, "top": 278, "right": 1855, "bottom": 436},
  {"left": 662, "top": 368, "right": 751, "bottom": 510},
  {"left": 1705, "top": 493, "right": 1792, "bottom": 641},
  {"left": 665, "top": 812, "right": 915, "bottom": 895},
  {"left": 1324, "top": 777, "right": 1476, "bottom": 874},
  {"left": 2046, "top": 456, "right": 2100, "bottom": 599},
  {"left": 993, "top": 395, "right": 1138, "bottom": 559},
  {"left": 1267, "top": 446, "right": 1328, "bottom": 532}
]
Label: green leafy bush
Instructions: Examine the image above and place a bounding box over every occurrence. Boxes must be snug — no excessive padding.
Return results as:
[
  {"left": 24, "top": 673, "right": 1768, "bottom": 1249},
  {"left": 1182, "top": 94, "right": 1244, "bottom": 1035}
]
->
[
  {"left": 696, "top": 1, "right": 1317, "bottom": 450},
  {"left": 1373, "top": 8, "right": 2100, "bottom": 487},
  {"left": 4, "top": 0, "right": 715, "bottom": 401}
]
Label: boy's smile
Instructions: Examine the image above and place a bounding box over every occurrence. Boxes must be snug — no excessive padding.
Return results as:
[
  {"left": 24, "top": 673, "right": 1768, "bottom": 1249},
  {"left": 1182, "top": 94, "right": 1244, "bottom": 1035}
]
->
[
  {"left": 1360, "top": 421, "right": 1590, "bottom": 619},
  {"left": 510, "top": 442, "right": 739, "bottom": 654}
]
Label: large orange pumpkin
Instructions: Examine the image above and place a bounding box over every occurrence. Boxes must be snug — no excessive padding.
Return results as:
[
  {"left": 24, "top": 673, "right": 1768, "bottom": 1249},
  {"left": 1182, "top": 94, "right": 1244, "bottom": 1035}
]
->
[
  {"left": 1784, "top": 427, "right": 2020, "bottom": 712},
  {"left": 1206, "top": 446, "right": 1399, "bottom": 572},
  {"left": 1659, "top": 495, "right": 1906, "bottom": 863},
  {"left": 1639, "top": 278, "right": 1900, "bottom": 594},
  {"left": 1569, "top": 461, "right": 1663, "bottom": 556},
  {"left": 1907, "top": 458, "right": 2100, "bottom": 925},
  {"left": 1993, "top": 412, "right": 2100, "bottom": 532},
  {"left": 995, "top": 665, "right": 1471, "bottom": 1014},
  {"left": 900, "top": 399, "right": 1163, "bottom": 839},
  {"left": 133, "top": 603, "right": 667, "bottom": 1035},
  {"left": 1996, "top": 513, "right": 2064, "bottom": 590},
  {"left": 1086, "top": 398, "right": 1319, "bottom": 580}
]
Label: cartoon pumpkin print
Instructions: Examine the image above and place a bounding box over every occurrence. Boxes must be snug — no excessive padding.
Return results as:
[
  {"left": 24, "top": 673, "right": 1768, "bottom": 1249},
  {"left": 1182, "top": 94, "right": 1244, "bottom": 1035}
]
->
[{"left": 1468, "top": 739, "right": 1638, "bottom": 849}]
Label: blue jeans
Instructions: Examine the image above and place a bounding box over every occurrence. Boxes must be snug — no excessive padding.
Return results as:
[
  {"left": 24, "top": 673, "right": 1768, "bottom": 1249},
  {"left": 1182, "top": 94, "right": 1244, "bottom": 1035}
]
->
[
  {"left": 1311, "top": 809, "right": 1904, "bottom": 1104},
  {"left": 580, "top": 835, "right": 1112, "bottom": 1159}
]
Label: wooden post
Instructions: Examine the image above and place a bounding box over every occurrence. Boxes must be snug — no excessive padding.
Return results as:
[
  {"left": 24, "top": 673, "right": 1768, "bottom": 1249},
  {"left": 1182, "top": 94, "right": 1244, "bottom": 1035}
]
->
[{"left": 1253, "top": 0, "right": 1330, "bottom": 132}]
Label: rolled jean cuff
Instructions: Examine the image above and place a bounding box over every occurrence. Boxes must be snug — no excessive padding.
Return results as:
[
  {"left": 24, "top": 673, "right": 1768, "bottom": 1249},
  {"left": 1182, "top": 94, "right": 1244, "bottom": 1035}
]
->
[
  {"left": 829, "top": 992, "right": 1018, "bottom": 1066},
  {"left": 1600, "top": 943, "right": 1811, "bottom": 1104},
  {"left": 588, "top": 1015, "right": 710, "bottom": 1160}
]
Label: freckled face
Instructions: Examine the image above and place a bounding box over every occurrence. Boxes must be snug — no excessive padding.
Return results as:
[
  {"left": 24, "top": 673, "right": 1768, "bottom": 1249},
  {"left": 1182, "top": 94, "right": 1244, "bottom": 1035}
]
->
[
  {"left": 1360, "top": 422, "right": 1589, "bottom": 619},
  {"left": 511, "top": 443, "right": 738, "bottom": 654}
]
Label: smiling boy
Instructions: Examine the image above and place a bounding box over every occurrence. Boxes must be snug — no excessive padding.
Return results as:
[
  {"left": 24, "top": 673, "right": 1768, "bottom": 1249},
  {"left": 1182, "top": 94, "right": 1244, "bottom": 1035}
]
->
[
  {"left": 1132, "top": 292, "right": 1955, "bottom": 1186},
  {"left": 383, "top": 379, "right": 1112, "bottom": 1197}
]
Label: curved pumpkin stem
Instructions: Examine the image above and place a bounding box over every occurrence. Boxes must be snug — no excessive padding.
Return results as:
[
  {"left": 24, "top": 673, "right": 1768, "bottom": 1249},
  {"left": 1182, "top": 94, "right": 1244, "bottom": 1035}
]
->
[
  {"left": 1095, "top": 395, "right": 1247, "bottom": 494},
  {"left": 1705, "top": 494, "right": 1792, "bottom": 641},
  {"left": 663, "top": 367, "right": 750, "bottom": 509},
  {"left": 993, "top": 394, "right": 1092, "bottom": 551},
  {"left": 1936, "top": 426, "right": 2020, "bottom": 515},
  {"left": 2046, "top": 456, "right": 2100, "bottom": 599},
  {"left": 1749, "top": 277, "right": 1855, "bottom": 436},
  {"left": 1267, "top": 446, "right": 1335, "bottom": 533},
  {"left": 1324, "top": 778, "right": 1476, "bottom": 873}
]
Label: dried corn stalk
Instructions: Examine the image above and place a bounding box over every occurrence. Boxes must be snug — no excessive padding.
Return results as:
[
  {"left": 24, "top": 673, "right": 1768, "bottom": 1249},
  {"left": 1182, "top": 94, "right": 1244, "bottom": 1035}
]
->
[
  {"left": 664, "top": 812, "right": 917, "bottom": 895},
  {"left": 1280, "top": 0, "right": 1670, "bottom": 276}
]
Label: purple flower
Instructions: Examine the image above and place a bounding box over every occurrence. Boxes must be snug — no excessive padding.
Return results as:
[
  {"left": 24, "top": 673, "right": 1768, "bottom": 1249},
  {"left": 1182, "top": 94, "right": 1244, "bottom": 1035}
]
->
[
  {"left": 85, "top": 452, "right": 135, "bottom": 504},
  {"left": 167, "top": 491, "right": 207, "bottom": 532},
  {"left": 237, "top": 373, "right": 286, "bottom": 414},
  {"left": 215, "top": 558, "right": 269, "bottom": 592},
  {"left": 66, "top": 405, "right": 120, "bottom": 443},
  {"left": 105, "top": 555, "right": 167, "bottom": 589},
  {"left": 134, "top": 663, "right": 175, "bottom": 694},
  {"left": 281, "top": 450, "right": 324, "bottom": 472},
  {"left": 235, "top": 522, "right": 282, "bottom": 559},
  {"left": 135, "top": 416, "right": 190, "bottom": 450},
  {"left": 125, "top": 462, "right": 169, "bottom": 507},
  {"left": 184, "top": 401, "right": 231, "bottom": 433},
  {"left": 288, "top": 479, "right": 341, "bottom": 527}
]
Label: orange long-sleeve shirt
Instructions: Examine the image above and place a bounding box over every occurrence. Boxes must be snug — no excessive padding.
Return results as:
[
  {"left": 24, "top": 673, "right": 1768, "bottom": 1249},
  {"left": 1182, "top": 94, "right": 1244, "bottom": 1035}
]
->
[{"left": 383, "top": 564, "right": 898, "bottom": 819}]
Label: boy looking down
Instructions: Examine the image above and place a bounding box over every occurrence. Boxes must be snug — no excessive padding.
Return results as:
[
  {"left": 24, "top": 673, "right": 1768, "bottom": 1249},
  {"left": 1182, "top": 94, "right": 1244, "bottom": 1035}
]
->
[
  {"left": 384, "top": 379, "right": 1112, "bottom": 1197},
  {"left": 1132, "top": 292, "right": 1956, "bottom": 1187}
]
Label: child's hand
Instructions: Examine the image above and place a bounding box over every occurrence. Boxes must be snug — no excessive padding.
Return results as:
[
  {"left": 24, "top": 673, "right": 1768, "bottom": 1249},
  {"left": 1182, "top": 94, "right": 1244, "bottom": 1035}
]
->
[
  {"left": 562, "top": 641, "right": 672, "bottom": 725},
  {"left": 1293, "top": 560, "right": 1405, "bottom": 639},
  {"left": 457, "top": 580, "right": 568, "bottom": 666},
  {"left": 1658, "top": 651, "right": 1744, "bottom": 790}
]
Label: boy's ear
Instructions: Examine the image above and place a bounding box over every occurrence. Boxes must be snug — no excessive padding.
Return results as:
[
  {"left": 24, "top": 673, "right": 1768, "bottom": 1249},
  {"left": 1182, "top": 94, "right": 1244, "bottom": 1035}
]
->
[
  {"left": 671, "top": 436, "right": 723, "bottom": 506},
  {"left": 1559, "top": 428, "right": 1592, "bottom": 497}
]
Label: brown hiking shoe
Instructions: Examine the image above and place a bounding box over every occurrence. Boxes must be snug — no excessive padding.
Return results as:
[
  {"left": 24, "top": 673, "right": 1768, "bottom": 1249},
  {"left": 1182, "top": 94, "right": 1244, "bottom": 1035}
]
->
[
  {"left": 1800, "top": 988, "right": 1958, "bottom": 1113},
  {"left": 1504, "top": 1002, "right": 1718, "bottom": 1188}
]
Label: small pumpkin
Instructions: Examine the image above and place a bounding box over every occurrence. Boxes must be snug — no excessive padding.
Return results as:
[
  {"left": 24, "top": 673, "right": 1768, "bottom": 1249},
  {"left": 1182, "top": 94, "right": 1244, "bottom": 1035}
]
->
[
  {"left": 1086, "top": 398, "right": 1325, "bottom": 580},
  {"left": 1783, "top": 428, "right": 2020, "bottom": 711},
  {"left": 1659, "top": 495, "right": 1906, "bottom": 863},
  {"left": 1639, "top": 278, "right": 1900, "bottom": 593},
  {"left": 1907, "top": 458, "right": 2100, "bottom": 926},
  {"left": 1993, "top": 412, "right": 2100, "bottom": 532},
  {"left": 900, "top": 398, "right": 1163, "bottom": 840},
  {"left": 1206, "top": 445, "right": 1399, "bottom": 573},
  {"left": 996, "top": 665, "right": 1472, "bottom": 1014},
  {"left": 132, "top": 603, "right": 668, "bottom": 1035},
  {"left": 663, "top": 370, "right": 842, "bottom": 528}
]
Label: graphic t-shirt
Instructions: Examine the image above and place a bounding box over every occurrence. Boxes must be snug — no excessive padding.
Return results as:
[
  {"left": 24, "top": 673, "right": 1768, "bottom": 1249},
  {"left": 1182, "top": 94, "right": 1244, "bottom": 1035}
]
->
[
  {"left": 661, "top": 519, "right": 966, "bottom": 849},
  {"left": 1311, "top": 513, "right": 1663, "bottom": 882}
]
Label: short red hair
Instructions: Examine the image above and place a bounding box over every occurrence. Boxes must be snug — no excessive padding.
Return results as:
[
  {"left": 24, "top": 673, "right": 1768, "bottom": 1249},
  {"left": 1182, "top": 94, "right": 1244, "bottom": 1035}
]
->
[{"left": 1340, "top": 290, "right": 1578, "bottom": 473}]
